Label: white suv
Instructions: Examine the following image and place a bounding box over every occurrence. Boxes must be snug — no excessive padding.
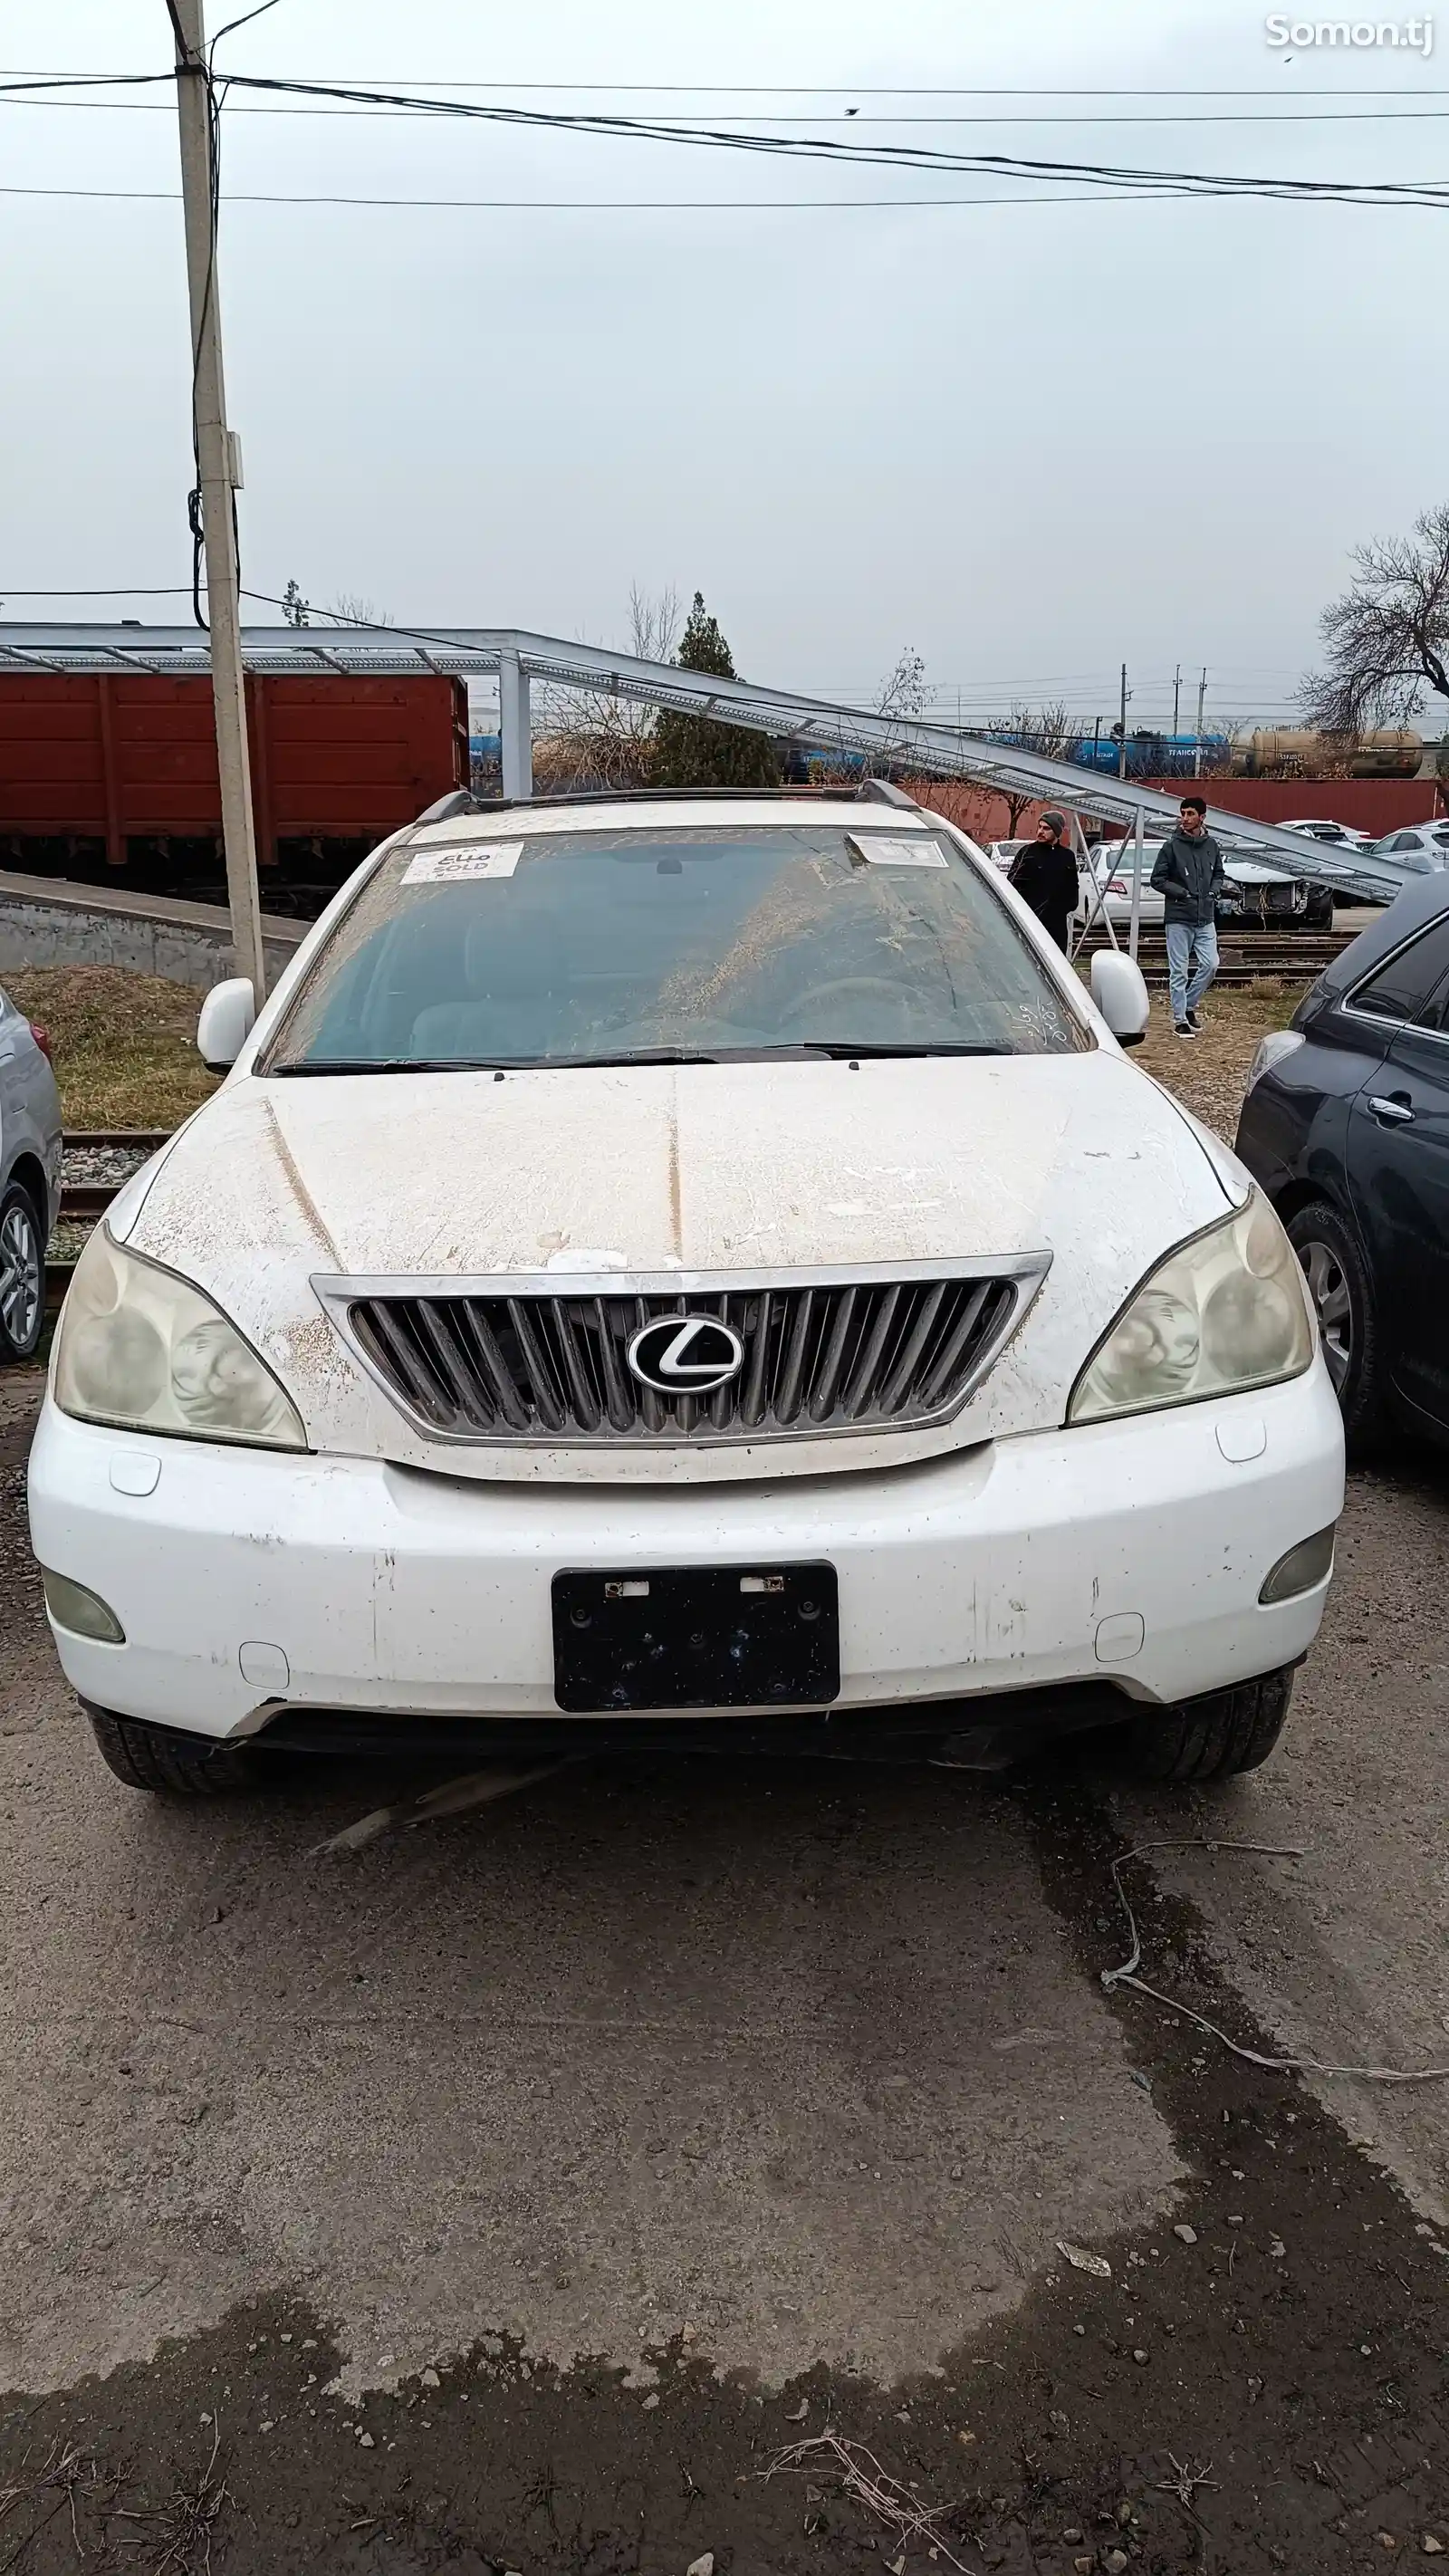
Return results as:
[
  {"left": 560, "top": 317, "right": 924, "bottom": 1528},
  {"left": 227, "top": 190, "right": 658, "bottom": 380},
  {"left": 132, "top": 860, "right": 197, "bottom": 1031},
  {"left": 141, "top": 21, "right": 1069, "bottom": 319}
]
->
[{"left": 29, "top": 789, "right": 1343, "bottom": 1796}]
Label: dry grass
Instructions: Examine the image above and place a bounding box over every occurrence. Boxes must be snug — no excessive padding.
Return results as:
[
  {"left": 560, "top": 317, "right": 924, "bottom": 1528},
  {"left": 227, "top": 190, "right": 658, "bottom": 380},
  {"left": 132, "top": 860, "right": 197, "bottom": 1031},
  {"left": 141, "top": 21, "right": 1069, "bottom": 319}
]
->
[
  {"left": 1132, "top": 979, "right": 1306, "bottom": 1142},
  {"left": 2, "top": 967, "right": 221, "bottom": 1130}
]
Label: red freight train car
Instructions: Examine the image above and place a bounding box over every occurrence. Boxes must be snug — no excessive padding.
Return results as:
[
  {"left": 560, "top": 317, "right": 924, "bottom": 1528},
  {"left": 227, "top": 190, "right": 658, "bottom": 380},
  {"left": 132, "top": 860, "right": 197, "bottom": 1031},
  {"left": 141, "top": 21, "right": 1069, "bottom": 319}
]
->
[{"left": 0, "top": 672, "right": 468, "bottom": 904}]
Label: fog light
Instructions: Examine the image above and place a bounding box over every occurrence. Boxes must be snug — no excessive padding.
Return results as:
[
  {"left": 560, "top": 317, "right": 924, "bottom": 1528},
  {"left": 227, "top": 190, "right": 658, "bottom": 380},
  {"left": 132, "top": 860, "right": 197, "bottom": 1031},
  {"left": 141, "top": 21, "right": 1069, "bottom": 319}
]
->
[
  {"left": 1259, "top": 1525, "right": 1336, "bottom": 1605},
  {"left": 41, "top": 1568, "right": 126, "bottom": 1644}
]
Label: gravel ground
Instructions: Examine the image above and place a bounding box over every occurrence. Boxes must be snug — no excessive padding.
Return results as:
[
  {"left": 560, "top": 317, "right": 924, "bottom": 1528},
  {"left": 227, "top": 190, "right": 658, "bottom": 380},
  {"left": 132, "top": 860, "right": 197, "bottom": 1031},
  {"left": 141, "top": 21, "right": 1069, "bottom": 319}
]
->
[
  {"left": 1, "top": 1367, "right": 1447, "bottom": 2572},
  {"left": 62, "top": 1140, "right": 160, "bottom": 1191}
]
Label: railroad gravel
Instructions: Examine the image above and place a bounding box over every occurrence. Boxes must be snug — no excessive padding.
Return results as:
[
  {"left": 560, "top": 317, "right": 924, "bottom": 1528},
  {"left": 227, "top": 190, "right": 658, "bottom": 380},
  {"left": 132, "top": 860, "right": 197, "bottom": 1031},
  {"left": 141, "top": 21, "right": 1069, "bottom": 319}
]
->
[{"left": 61, "top": 1140, "right": 158, "bottom": 1191}]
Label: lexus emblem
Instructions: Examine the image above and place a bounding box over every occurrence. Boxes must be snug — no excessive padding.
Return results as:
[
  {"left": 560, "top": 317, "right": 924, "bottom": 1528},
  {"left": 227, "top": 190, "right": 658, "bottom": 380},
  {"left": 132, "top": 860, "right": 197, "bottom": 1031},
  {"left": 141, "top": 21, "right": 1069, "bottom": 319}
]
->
[{"left": 626, "top": 1313, "right": 746, "bottom": 1396}]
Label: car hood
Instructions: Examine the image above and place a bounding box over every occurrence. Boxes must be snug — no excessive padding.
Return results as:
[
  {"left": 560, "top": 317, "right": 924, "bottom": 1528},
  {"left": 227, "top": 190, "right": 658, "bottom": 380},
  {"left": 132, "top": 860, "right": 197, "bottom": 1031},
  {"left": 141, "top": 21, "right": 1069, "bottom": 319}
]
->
[{"left": 118, "top": 1052, "right": 1243, "bottom": 1478}]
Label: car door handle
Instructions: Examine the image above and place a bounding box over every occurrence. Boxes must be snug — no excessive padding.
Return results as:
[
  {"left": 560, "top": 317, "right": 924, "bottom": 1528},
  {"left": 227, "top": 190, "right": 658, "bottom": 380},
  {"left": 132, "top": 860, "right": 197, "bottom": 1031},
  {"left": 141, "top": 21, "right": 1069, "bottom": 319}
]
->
[{"left": 1367, "top": 1094, "right": 1415, "bottom": 1124}]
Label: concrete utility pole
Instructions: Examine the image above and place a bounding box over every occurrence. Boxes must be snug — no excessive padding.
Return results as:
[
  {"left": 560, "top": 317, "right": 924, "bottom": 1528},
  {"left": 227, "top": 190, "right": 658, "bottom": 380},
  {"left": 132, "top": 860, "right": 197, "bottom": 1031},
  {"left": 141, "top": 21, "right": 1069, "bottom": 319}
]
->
[
  {"left": 1172, "top": 664, "right": 1182, "bottom": 735},
  {"left": 170, "top": 0, "right": 267, "bottom": 1000},
  {"left": 1118, "top": 663, "right": 1129, "bottom": 780},
  {"left": 1194, "top": 666, "right": 1208, "bottom": 776}
]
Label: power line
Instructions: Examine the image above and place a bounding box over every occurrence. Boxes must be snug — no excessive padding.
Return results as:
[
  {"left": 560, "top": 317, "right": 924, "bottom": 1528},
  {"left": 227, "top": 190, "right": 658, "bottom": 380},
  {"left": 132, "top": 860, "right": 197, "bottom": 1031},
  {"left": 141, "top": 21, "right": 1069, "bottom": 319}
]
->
[
  {"left": 6, "top": 69, "right": 1449, "bottom": 209},
  {"left": 161, "top": 73, "right": 1449, "bottom": 209},
  {"left": 7, "top": 69, "right": 1449, "bottom": 92},
  {"left": 9, "top": 92, "right": 1449, "bottom": 124},
  {"left": 0, "top": 181, "right": 1252, "bottom": 212}
]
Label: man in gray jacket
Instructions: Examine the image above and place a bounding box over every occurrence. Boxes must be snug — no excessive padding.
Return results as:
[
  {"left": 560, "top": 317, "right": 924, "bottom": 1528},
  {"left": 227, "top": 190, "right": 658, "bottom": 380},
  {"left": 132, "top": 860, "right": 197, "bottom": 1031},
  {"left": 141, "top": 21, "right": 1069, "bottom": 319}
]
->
[{"left": 1150, "top": 794, "right": 1225, "bottom": 1037}]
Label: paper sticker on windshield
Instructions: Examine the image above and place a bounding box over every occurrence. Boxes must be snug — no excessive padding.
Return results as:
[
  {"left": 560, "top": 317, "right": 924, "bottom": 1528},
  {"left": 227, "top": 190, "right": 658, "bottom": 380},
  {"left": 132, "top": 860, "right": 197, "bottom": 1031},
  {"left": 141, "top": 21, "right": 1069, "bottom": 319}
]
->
[
  {"left": 849, "top": 834, "right": 948, "bottom": 869},
  {"left": 403, "top": 841, "right": 523, "bottom": 884}
]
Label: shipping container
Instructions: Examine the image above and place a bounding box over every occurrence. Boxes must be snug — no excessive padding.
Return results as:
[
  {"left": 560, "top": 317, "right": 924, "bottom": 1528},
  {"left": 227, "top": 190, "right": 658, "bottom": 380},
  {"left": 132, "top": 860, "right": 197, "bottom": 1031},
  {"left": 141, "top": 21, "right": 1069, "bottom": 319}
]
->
[{"left": 1137, "top": 775, "right": 1443, "bottom": 838}]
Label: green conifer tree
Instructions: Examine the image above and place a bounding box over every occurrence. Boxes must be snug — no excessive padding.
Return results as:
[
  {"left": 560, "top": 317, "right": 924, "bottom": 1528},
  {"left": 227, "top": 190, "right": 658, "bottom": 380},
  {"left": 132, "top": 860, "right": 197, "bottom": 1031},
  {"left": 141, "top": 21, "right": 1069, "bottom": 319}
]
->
[{"left": 648, "top": 593, "right": 784, "bottom": 790}]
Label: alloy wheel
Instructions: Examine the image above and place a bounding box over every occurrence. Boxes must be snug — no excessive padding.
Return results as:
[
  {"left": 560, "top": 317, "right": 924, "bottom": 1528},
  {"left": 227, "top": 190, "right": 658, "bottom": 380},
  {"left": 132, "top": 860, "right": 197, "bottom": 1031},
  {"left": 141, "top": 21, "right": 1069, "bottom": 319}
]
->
[
  {"left": 0, "top": 1198, "right": 41, "bottom": 1352},
  {"left": 1298, "top": 1235, "right": 1352, "bottom": 1390}
]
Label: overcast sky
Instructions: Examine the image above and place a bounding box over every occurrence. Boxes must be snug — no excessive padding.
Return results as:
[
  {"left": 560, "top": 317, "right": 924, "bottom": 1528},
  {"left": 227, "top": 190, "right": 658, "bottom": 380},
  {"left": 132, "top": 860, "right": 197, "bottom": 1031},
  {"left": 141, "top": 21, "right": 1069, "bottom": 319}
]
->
[{"left": 3, "top": 0, "right": 1446, "bottom": 734}]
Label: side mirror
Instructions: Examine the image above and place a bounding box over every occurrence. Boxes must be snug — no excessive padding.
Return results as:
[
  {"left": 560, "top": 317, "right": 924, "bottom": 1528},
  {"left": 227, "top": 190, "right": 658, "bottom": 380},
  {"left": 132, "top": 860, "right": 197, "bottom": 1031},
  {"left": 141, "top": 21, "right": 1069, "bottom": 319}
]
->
[
  {"left": 1089, "top": 951, "right": 1150, "bottom": 1048},
  {"left": 197, "top": 976, "right": 256, "bottom": 1072}
]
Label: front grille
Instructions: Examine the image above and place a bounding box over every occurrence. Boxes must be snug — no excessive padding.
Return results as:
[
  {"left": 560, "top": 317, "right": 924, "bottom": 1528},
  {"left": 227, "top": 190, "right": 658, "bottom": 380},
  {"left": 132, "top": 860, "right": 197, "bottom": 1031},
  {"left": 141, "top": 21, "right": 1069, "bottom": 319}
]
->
[{"left": 341, "top": 1266, "right": 1036, "bottom": 1445}]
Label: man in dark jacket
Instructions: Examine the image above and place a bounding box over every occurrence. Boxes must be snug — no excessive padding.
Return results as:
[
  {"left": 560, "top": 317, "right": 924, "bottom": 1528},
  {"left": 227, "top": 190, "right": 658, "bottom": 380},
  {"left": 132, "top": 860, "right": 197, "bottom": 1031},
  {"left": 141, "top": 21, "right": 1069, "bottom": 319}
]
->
[
  {"left": 1008, "top": 810, "right": 1080, "bottom": 952},
  {"left": 1150, "top": 794, "right": 1225, "bottom": 1036}
]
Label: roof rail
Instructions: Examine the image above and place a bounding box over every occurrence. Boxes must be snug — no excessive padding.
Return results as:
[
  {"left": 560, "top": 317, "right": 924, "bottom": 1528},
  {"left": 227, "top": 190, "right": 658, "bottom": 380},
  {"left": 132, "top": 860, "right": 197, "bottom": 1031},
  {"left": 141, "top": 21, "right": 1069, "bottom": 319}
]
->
[
  {"left": 430, "top": 784, "right": 883, "bottom": 812},
  {"left": 412, "top": 788, "right": 480, "bottom": 825},
  {"left": 858, "top": 777, "right": 924, "bottom": 811}
]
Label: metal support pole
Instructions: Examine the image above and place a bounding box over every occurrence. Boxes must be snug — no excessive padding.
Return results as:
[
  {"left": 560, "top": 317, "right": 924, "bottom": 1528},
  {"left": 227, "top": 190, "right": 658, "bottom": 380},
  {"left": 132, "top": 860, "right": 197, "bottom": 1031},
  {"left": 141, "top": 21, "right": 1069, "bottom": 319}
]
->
[
  {"left": 171, "top": 0, "right": 266, "bottom": 1001},
  {"left": 1118, "top": 663, "right": 1129, "bottom": 781},
  {"left": 1070, "top": 812, "right": 1119, "bottom": 956},
  {"left": 1129, "top": 803, "right": 1145, "bottom": 961},
  {"left": 499, "top": 648, "right": 533, "bottom": 800}
]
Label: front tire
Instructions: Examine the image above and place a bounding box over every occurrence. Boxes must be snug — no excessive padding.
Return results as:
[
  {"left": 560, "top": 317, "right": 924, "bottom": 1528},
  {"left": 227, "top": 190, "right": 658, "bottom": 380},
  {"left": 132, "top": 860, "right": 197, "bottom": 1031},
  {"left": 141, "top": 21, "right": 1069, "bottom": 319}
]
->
[
  {"left": 1285, "top": 1197, "right": 1384, "bottom": 1452},
  {"left": 84, "top": 1705, "right": 258, "bottom": 1795},
  {"left": 1121, "top": 1668, "right": 1294, "bottom": 1783},
  {"left": 0, "top": 1180, "right": 44, "bottom": 1361}
]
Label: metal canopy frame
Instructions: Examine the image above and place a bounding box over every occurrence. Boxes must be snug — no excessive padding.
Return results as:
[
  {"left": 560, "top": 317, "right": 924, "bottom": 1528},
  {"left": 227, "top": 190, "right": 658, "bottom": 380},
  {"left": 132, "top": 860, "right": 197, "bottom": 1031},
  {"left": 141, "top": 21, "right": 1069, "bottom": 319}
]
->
[{"left": 0, "top": 620, "right": 1417, "bottom": 900}]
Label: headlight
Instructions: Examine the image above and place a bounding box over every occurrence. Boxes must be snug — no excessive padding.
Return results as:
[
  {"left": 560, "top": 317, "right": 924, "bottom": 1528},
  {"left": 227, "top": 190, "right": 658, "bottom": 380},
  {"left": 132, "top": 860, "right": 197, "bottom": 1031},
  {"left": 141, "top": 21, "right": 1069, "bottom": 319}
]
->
[
  {"left": 1069, "top": 1188, "right": 1314, "bottom": 1425},
  {"left": 1245, "top": 1028, "right": 1305, "bottom": 1093},
  {"left": 54, "top": 1227, "right": 305, "bottom": 1449}
]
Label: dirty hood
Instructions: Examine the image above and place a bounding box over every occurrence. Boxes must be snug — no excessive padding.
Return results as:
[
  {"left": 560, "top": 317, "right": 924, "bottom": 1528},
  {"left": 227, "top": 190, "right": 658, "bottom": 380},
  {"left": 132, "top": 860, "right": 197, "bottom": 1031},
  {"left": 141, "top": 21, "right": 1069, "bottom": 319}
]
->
[{"left": 120, "top": 1052, "right": 1243, "bottom": 1466}]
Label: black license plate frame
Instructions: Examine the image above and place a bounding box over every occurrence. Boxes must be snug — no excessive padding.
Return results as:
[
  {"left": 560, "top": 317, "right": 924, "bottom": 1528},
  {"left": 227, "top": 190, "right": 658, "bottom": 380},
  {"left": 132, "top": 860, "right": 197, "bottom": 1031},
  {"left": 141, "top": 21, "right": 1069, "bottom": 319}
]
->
[{"left": 551, "top": 1562, "right": 840, "bottom": 1714}]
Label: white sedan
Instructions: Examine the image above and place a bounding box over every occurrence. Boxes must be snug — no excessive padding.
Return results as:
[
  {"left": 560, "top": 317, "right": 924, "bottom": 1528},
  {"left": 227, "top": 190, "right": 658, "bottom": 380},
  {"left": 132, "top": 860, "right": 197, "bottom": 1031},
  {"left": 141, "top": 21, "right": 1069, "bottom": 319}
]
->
[
  {"left": 1278, "top": 818, "right": 1374, "bottom": 855},
  {"left": 29, "top": 789, "right": 1343, "bottom": 1798},
  {"left": 1080, "top": 842, "right": 1328, "bottom": 929}
]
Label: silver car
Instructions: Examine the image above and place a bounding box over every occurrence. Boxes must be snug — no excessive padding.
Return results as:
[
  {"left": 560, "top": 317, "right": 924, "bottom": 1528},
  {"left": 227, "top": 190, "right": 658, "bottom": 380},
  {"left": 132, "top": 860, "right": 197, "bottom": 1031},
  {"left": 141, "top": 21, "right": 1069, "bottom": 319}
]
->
[
  {"left": 1365, "top": 822, "right": 1449, "bottom": 873},
  {"left": 0, "top": 985, "right": 62, "bottom": 1360}
]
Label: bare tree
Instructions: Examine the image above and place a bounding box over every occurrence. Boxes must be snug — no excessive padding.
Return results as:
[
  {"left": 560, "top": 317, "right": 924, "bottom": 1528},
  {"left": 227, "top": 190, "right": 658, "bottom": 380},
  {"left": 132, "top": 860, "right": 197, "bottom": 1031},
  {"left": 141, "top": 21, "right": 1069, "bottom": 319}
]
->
[
  {"left": 876, "top": 645, "right": 928, "bottom": 728},
  {"left": 533, "top": 585, "right": 682, "bottom": 792},
  {"left": 329, "top": 592, "right": 394, "bottom": 629},
  {"left": 977, "top": 701, "right": 1078, "bottom": 835},
  {"left": 627, "top": 580, "right": 681, "bottom": 667},
  {"left": 1006, "top": 698, "right": 1077, "bottom": 761},
  {"left": 1301, "top": 502, "right": 1449, "bottom": 733}
]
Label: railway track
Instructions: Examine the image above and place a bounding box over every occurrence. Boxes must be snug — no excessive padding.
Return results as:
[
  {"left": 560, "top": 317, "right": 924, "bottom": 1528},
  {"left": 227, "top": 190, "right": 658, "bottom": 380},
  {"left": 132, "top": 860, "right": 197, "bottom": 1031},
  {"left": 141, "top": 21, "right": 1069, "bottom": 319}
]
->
[
  {"left": 45, "top": 1130, "right": 170, "bottom": 1313},
  {"left": 1075, "top": 928, "right": 1350, "bottom": 986}
]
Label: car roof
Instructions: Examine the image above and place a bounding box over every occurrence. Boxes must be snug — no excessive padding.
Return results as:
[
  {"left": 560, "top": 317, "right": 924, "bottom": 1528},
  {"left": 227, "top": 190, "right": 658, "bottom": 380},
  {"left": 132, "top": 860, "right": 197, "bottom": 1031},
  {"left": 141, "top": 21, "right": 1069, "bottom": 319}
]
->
[
  {"left": 408, "top": 790, "right": 946, "bottom": 846},
  {"left": 1313, "top": 868, "right": 1449, "bottom": 997}
]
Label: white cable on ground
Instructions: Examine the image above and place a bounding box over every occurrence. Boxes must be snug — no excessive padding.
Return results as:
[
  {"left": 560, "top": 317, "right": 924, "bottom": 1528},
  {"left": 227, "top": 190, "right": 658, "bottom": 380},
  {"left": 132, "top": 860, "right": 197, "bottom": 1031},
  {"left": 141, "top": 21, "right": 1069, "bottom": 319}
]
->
[{"left": 1102, "top": 1837, "right": 1449, "bottom": 2084}]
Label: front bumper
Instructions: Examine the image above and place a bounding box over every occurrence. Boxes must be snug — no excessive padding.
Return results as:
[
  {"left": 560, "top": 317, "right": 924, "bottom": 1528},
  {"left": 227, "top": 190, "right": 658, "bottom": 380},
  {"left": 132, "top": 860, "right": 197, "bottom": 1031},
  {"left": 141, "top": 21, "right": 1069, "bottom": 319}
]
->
[{"left": 27, "top": 1364, "right": 1347, "bottom": 1749}]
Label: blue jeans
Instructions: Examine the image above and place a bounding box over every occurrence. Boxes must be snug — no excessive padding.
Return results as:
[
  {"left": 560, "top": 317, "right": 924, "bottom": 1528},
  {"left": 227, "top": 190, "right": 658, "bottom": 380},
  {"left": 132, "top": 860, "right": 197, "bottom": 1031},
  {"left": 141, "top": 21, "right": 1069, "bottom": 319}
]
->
[{"left": 1166, "top": 920, "right": 1218, "bottom": 1024}]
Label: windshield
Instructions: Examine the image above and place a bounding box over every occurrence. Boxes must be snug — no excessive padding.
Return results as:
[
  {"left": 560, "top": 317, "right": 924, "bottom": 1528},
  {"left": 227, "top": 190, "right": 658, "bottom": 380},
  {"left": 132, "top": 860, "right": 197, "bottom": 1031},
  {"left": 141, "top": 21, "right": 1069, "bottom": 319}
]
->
[{"left": 263, "top": 822, "right": 1092, "bottom": 1072}]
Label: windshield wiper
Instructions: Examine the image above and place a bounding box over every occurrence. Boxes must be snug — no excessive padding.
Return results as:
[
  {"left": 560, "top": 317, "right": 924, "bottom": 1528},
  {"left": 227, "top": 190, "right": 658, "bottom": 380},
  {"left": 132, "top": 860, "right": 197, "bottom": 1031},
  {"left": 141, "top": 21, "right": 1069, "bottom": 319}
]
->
[
  {"left": 269, "top": 1041, "right": 1005, "bottom": 1077},
  {"left": 565, "top": 1044, "right": 830, "bottom": 1066},
  {"left": 268, "top": 1058, "right": 512, "bottom": 1076},
  {"left": 801, "top": 1041, "right": 1008, "bottom": 1059},
  {"left": 268, "top": 1045, "right": 833, "bottom": 1076}
]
